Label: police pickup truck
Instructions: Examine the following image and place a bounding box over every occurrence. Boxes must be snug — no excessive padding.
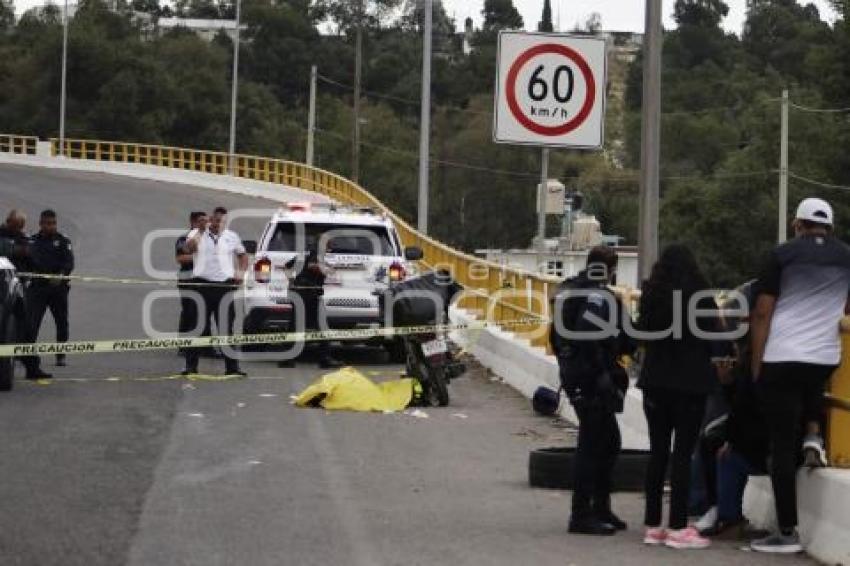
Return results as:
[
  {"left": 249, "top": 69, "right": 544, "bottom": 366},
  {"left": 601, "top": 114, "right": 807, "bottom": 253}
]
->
[{"left": 242, "top": 202, "right": 423, "bottom": 359}]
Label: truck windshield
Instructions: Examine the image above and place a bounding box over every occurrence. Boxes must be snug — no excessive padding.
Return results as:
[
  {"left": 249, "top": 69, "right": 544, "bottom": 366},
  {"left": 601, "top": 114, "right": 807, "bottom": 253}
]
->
[{"left": 267, "top": 222, "right": 397, "bottom": 256}]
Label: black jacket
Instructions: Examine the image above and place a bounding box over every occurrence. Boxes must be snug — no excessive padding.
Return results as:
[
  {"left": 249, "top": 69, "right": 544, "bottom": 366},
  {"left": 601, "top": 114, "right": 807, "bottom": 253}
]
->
[
  {"left": 0, "top": 226, "right": 32, "bottom": 272},
  {"left": 550, "top": 271, "right": 635, "bottom": 404},
  {"left": 29, "top": 232, "right": 74, "bottom": 287},
  {"left": 637, "top": 289, "right": 728, "bottom": 396}
]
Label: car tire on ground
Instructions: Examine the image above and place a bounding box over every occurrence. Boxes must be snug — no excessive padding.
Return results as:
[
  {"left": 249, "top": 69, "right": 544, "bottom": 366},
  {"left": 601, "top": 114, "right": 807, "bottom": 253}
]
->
[
  {"left": 0, "top": 313, "right": 16, "bottom": 392},
  {"left": 528, "top": 447, "right": 651, "bottom": 492}
]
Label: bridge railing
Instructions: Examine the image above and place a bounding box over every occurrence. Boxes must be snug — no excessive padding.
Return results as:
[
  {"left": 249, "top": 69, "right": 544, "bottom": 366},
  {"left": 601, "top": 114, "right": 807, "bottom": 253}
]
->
[
  {"left": 0, "top": 134, "right": 38, "bottom": 156},
  {"left": 48, "top": 137, "right": 559, "bottom": 348},
  {"left": 5, "top": 135, "right": 843, "bottom": 466}
]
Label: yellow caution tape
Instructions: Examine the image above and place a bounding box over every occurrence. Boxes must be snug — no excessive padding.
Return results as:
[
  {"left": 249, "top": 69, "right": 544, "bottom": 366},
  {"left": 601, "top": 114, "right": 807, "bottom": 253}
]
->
[
  {"left": 0, "top": 318, "right": 546, "bottom": 358},
  {"left": 16, "top": 272, "right": 324, "bottom": 290}
]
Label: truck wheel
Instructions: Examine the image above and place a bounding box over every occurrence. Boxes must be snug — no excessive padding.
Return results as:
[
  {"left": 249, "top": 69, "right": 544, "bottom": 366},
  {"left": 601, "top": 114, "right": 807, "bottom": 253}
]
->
[
  {"left": 384, "top": 338, "right": 406, "bottom": 364},
  {"left": 0, "top": 314, "right": 16, "bottom": 392}
]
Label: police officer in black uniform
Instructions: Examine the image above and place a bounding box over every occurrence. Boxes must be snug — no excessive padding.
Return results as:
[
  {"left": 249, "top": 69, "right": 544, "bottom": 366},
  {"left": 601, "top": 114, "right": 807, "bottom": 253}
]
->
[
  {"left": 28, "top": 209, "right": 74, "bottom": 367},
  {"left": 280, "top": 248, "right": 341, "bottom": 369},
  {"left": 0, "top": 209, "right": 51, "bottom": 379},
  {"left": 175, "top": 211, "right": 207, "bottom": 355},
  {"left": 550, "top": 245, "right": 634, "bottom": 536}
]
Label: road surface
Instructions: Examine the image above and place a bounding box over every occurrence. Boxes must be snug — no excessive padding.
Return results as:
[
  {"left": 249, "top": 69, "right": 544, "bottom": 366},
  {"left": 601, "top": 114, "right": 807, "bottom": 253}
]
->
[{"left": 0, "top": 164, "right": 811, "bottom": 565}]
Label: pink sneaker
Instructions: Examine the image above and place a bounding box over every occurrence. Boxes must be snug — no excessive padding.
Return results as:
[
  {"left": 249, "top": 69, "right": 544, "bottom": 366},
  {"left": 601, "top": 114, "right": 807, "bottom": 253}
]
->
[
  {"left": 643, "top": 527, "right": 667, "bottom": 545},
  {"left": 665, "top": 527, "right": 711, "bottom": 549}
]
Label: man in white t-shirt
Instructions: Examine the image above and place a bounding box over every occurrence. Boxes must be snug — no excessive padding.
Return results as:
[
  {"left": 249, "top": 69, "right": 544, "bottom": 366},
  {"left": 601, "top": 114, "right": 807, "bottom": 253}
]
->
[
  {"left": 182, "top": 206, "right": 249, "bottom": 376},
  {"left": 750, "top": 197, "right": 850, "bottom": 553}
]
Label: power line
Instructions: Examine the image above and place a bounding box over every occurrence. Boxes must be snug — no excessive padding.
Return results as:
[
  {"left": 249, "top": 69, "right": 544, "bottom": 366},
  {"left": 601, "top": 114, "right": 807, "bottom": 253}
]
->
[
  {"left": 790, "top": 102, "right": 850, "bottom": 114},
  {"left": 316, "top": 126, "right": 772, "bottom": 183},
  {"left": 317, "top": 74, "right": 493, "bottom": 117},
  {"left": 788, "top": 172, "right": 850, "bottom": 192}
]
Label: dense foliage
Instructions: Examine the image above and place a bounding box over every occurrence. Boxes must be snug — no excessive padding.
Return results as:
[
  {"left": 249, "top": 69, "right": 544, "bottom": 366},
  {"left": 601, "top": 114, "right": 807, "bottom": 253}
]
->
[{"left": 0, "top": 0, "right": 848, "bottom": 286}]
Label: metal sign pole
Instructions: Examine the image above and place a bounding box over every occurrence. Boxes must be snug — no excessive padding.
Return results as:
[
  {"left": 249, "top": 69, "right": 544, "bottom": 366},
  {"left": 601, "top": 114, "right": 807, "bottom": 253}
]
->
[{"left": 778, "top": 89, "right": 789, "bottom": 243}]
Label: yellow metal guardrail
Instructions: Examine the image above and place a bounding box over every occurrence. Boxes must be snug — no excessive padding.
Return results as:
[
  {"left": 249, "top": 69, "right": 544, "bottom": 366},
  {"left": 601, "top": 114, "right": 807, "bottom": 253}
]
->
[
  {"left": 28, "top": 136, "right": 850, "bottom": 465},
  {"left": 48, "top": 137, "right": 560, "bottom": 349},
  {"left": 0, "top": 134, "right": 38, "bottom": 155}
]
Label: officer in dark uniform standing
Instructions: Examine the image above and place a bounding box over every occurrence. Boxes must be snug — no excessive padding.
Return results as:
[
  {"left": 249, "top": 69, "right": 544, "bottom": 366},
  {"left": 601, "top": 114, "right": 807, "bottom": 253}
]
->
[
  {"left": 550, "top": 245, "right": 634, "bottom": 536},
  {"left": 175, "top": 211, "right": 207, "bottom": 355},
  {"left": 28, "top": 209, "right": 74, "bottom": 367},
  {"left": 280, "top": 248, "right": 341, "bottom": 369},
  {"left": 0, "top": 209, "right": 51, "bottom": 379}
]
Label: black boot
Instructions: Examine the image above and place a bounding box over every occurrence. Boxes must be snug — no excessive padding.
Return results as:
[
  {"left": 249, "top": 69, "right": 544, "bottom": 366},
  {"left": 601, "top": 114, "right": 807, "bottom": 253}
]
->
[
  {"left": 568, "top": 516, "right": 617, "bottom": 536},
  {"left": 595, "top": 510, "right": 627, "bottom": 531}
]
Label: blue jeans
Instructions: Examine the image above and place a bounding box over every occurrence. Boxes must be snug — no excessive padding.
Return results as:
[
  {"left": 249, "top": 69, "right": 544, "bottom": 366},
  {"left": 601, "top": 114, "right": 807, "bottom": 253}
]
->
[{"left": 716, "top": 448, "right": 755, "bottom": 523}]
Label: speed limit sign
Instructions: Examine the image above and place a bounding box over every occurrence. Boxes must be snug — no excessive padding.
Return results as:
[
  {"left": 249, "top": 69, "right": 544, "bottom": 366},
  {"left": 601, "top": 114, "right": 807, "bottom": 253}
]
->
[{"left": 494, "top": 32, "right": 607, "bottom": 149}]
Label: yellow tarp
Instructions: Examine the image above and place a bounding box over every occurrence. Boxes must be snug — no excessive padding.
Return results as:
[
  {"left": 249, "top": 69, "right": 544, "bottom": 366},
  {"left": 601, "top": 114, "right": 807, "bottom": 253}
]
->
[{"left": 294, "top": 367, "right": 415, "bottom": 412}]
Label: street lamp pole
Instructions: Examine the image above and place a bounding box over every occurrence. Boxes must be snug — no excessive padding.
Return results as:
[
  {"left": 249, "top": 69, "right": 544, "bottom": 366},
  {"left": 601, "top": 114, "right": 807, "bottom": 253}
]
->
[
  {"left": 417, "top": 0, "right": 432, "bottom": 234},
  {"left": 228, "top": 0, "right": 242, "bottom": 176},
  {"left": 638, "top": 0, "right": 662, "bottom": 281},
  {"left": 58, "top": 0, "right": 70, "bottom": 157}
]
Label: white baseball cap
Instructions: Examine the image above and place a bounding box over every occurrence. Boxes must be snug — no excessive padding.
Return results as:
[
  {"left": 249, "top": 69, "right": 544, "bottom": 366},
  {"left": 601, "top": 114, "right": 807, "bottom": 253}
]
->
[{"left": 796, "top": 197, "right": 833, "bottom": 226}]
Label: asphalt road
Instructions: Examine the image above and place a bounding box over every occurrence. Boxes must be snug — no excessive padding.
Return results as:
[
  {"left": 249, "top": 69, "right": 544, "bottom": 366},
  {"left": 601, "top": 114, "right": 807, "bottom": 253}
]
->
[{"left": 0, "top": 164, "right": 812, "bottom": 566}]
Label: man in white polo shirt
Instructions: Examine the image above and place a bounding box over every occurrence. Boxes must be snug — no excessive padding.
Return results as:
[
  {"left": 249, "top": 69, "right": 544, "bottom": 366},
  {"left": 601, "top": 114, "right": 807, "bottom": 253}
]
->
[
  {"left": 750, "top": 197, "right": 850, "bottom": 553},
  {"left": 182, "top": 206, "right": 249, "bottom": 376}
]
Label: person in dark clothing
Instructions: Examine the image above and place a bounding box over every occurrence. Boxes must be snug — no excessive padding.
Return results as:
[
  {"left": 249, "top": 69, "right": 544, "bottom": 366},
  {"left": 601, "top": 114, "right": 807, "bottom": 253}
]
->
[
  {"left": 749, "top": 198, "right": 850, "bottom": 554},
  {"left": 28, "top": 209, "right": 74, "bottom": 366},
  {"left": 551, "top": 246, "right": 635, "bottom": 536},
  {"left": 175, "top": 212, "right": 207, "bottom": 355},
  {"left": 638, "top": 244, "right": 728, "bottom": 550},
  {"left": 694, "top": 281, "right": 769, "bottom": 538},
  {"left": 0, "top": 210, "right": 51, "bottom": 380},
  {"left": 279, "top": 248, "right": 341, "bottom": 369}
]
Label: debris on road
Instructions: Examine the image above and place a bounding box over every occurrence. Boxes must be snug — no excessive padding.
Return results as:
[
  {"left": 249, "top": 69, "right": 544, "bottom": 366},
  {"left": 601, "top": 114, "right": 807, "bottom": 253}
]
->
[
  {"left": 451, "top": 413, "right": 468, "bottom": 419},
  {"left": 406, "top": 409, "right": 429, "bottom": 419}
]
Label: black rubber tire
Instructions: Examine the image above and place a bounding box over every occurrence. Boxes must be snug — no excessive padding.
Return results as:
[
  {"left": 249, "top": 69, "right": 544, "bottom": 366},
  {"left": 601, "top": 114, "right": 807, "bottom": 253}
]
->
[
  {"left": 426, "top": 366, "right": 450, "bottom": 407},
  {"left": 528, "top": 447, "right": 651, "bottom": 492},
  {"left": 384, "top": 338, "right": 406, "bottom": 364},
  {"left": 0, "top": 313, "right": 16, "bottom": 392}
]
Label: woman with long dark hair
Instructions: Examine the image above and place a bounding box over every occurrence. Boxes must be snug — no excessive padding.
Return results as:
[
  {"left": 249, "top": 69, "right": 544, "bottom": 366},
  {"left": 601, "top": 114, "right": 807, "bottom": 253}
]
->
[{"left": 638, "top": 244, "right": 726, "bottom": 550}]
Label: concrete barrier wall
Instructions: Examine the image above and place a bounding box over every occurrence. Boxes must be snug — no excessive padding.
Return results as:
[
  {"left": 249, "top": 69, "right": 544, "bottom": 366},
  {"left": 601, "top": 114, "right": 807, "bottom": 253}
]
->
[{"left": 449, "top": 306, "right": 649, "bottom": 450}]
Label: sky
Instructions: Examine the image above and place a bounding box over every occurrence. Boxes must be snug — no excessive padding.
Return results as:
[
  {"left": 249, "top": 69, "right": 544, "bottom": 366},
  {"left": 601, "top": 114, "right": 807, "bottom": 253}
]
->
[
  {"left": 441, "top": 0, "right": 839, "bottom": 36},
  {"left": 10, "top": 0, "right": 840, "bottom": 32}
]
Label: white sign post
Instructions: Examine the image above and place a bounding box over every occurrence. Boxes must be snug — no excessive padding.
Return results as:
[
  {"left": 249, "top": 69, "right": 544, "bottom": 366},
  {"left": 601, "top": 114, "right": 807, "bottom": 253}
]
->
[{"left": 494, "top": 31, "right": 607, "bottom": 148}]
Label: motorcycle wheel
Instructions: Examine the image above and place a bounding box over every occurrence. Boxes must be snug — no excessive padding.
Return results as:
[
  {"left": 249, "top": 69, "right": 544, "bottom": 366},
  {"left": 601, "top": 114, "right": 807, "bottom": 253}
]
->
[{"left": 426, "top": 366, "right": 450, "bottom": 407}]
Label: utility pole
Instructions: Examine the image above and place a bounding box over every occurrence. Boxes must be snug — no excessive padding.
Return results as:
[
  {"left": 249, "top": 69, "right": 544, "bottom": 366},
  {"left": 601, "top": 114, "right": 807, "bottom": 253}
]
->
[
  {"left": 417, "top": 0, "right": 433, "bottom": 234},
  {"left": 58, "top": 0, "right": 69, "bottom": 157},
  {"left": 306, "top": 65, "right": 317, "bottom": 166},
  {"left": 352, "top": 0, "right": 363, "bottom": 183},
  {"left": 228, "top": 0, "right": 242, "bottom": 176},
  {"left": 778, "top": 89, "right": 789, "bottom": 243},
  {"left": 638, "top": 0, "right": 662, "bottom": 281}
]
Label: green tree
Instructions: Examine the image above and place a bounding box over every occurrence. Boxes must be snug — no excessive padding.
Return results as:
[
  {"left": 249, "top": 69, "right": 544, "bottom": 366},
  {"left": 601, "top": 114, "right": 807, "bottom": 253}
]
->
[
  {"left": 537, "top": 0, "right": 553, "bottom": 32},
  {"left": 1, "top": 0, "right": 14, "bottom": 32},
  {"left": 481, "top": 0, "right": 523, "bottom": 34}
]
